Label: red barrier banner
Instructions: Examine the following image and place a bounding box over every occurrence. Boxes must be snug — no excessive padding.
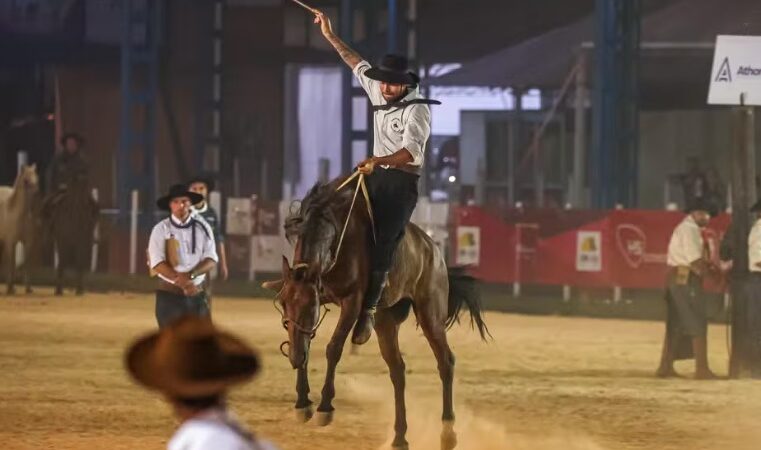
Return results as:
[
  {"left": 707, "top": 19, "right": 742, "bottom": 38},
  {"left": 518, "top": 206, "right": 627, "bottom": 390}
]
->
[{"left": 452, "top": 207, "right": 731, "bottom": 290}]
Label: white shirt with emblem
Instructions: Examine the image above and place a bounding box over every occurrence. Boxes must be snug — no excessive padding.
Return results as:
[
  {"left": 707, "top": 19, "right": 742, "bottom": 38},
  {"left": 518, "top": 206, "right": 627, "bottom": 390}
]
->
[
  {"left": 748, "top": 218, "right": 761, "bottom": 272},
  {"left": 168, "top": 408, "right": 279, "bottom": 450},
  {"left": 353, "top": 60, "right": 432, "bottom": 168},
  {"left": 667, "top": 215, "right": 704, "bottom": 267},
  {"left": 148, "top": 214, "right": 218, "bottom": 286}
]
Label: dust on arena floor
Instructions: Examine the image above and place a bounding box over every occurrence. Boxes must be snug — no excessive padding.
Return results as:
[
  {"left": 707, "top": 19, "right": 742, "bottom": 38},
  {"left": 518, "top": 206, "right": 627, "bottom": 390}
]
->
[{"left": 1, "top": 290, "right": 760, "bottom": 450}]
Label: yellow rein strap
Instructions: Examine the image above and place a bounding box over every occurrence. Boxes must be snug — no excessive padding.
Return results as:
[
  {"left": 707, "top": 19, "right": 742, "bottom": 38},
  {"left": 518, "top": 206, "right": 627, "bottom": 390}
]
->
[{"left": 327, "top": 171, "right": 375, "bottom": 272}]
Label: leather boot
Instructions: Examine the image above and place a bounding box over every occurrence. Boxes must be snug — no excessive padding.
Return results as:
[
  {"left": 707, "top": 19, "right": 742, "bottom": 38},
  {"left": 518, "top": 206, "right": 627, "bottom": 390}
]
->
[{"left": 351, "top": 271, "right": 387, "bottom": 345}]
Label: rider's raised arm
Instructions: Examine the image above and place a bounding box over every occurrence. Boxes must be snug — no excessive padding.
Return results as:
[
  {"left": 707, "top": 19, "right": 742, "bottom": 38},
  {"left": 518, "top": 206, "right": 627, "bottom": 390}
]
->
[
  {"left": 315, "top": 10, "right": 381, "bottom": 103},
  {"left": 315, "top": 10, "right": 362, "bottom": 70}
]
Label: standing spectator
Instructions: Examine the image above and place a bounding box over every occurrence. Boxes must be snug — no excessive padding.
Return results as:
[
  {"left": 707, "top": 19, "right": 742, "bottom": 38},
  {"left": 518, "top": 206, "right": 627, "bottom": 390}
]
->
[
  {"left": 656, "top": 200, "right": 719, "bottom": 379},
  {"left": 744, "top": 199, "right": 761, "bottom": 376},
  {"left": 188, "top": 175, "right": 229, "bottom": 282},
  {"left": 148, "top": 184, "right": 218, "bottom": 328},
  {"left": 125, "top": 316, "right": 280, "bottom": 450}
]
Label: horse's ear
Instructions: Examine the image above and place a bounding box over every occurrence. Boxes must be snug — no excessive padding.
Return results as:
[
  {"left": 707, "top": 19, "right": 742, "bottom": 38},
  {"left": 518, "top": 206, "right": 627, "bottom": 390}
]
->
[
  {"left": 261, "top": 279, "right": 284, "bottom": 292},
  {"left": 281, "top": 255, "right": 292, "bottom": 280}
]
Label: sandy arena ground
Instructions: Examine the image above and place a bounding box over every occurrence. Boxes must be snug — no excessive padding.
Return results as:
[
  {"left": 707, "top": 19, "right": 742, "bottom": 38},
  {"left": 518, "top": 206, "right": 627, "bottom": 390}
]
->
[{"left": 1, "top": 290, "right": 760, "bottom": 450}]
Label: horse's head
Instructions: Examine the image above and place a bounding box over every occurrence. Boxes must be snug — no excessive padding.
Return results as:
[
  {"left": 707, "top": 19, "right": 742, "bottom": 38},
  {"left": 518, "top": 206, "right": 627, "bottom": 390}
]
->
[
  {"left": 270, "top": 256, "right": 323, "bottom": 369},
  {"left": 17, "top": 164, "right": 39, "bottom": 193}
]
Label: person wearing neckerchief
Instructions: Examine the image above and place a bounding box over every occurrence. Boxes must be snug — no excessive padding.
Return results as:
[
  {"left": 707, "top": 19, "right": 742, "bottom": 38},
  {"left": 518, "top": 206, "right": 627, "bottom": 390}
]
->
[
  {"left": 313, "top": 9, "right": 440, "bottom": 345},
  {"left": 125, "top": 316, "right": 280, "bottom": 450},
  {"left": 148, "top": 184, "right": 218, "bottom": 328}
]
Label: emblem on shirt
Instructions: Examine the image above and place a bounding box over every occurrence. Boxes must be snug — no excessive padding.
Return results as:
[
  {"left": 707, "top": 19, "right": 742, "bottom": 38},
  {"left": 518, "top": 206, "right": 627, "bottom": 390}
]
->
[{"left": 390, "top": 118, "right": 403, "bottom": 133}]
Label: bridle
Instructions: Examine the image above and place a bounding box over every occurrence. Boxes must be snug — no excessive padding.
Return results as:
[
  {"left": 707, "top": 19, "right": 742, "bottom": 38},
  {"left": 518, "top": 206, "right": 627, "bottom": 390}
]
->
[{"left": 274, "top": 263, "right": 332, "bottom": 358}]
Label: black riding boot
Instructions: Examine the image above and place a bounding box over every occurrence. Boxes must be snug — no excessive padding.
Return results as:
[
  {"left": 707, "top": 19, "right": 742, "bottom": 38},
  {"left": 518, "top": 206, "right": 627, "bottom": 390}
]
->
[{"left": 352, "top": 270, "right": 388, "bottom": 345}]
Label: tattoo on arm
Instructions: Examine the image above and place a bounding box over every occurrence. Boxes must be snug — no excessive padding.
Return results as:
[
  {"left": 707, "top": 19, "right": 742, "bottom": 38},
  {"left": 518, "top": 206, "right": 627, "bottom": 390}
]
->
[{"left": 326, "top": 33, "right": 362, "bottom": 69}]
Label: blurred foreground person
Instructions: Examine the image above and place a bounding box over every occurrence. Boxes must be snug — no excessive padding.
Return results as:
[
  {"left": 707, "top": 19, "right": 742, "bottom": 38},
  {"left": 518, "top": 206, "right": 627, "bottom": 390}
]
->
[
  {"left": 657, "top": 200, "right": 719, "bottom": 379},
  {"left": 125, "top": 316, "right": 280, "bottom": 450}
]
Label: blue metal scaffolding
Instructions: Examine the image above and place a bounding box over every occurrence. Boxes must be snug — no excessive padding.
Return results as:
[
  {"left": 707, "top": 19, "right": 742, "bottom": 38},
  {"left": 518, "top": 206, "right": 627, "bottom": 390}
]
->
[
  {"left": 118, "top": 0, "right": 162, "bottom": 217},
  {"left": 194, "top": 0, "right": 225, "bottom": 179},
  {"left": 591, "top": 0, "right": 640, "bottom": 208}
]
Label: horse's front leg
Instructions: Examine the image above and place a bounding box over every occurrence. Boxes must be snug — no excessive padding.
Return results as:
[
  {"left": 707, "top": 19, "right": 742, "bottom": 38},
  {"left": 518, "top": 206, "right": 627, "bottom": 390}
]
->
[
  {"left": 5, "top": 241, "right": 16, "bottom": 295},
  {"left": 294, "top": 354, "right": 313, "bottom": 422},
  {"left": 315, "top": 296, "right": 360, "bottom": 426},
  {"left": 75, "top": 257, "right": 85, "bottom": 296},
  {"left": 54, "top": 250, "right": 64, "bottom": 296}
]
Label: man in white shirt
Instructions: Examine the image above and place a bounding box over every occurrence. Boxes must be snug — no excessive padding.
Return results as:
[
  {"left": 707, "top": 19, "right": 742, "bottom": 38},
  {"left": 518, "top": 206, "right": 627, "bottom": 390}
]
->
[
  {"left": 314, "top": 10, "right": 439, "bottom": 345},
  {"left": 657, "top": 201, "right": 718, "bottom": 379},
  {"left": 148, "top": 184, "right": 218, "bottom": 328},
  {"left": 744, "top": 199, "right": 761, "bottom": 376},
  {"left": 125, "top": 316, "right": 280, "bottom": 450}
]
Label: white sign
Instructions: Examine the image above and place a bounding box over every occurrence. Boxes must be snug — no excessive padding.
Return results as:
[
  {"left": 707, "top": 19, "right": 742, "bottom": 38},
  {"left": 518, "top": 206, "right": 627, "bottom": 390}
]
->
[
  {"left": 576, "top": 231, "right": 602, "bottom": 272},
  {"left": 456, "top": 226, "right": 480, "bottom": 266},
  {"left": 708, "top": 35, "right": 761, "bottom": 106}
]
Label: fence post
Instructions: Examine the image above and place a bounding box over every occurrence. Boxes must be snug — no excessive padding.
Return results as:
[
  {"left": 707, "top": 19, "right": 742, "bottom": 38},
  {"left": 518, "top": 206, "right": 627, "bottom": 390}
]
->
[
  {"left": 129, "top": 190, "right": 139, "bottom": 275},
  {"left": 91, "top": 189, "right": 99, "bottom": 273},
  {"left": 14, "top": 151, "right": 29, "bottom": 269},
  {"left": 17, "top": 150, "right": 28, "bottom": 174}
]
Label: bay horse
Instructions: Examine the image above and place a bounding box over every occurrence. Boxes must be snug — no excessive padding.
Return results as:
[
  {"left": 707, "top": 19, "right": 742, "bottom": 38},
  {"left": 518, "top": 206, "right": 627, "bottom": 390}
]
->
[
  {"left": 263, "top": 173, "right": 489, "bottom": 450},
  {"left": 0, "top": 164, "right": 39, "bottom": 295},
  {"left": 46, "top": 176, "right": 99, "bottom": 295}
]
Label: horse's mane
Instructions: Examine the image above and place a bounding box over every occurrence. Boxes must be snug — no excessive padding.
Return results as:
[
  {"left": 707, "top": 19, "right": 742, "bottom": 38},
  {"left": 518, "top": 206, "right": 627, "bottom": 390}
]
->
[{"left": 284, "top": 178, "right": 359, "bottom": 267}]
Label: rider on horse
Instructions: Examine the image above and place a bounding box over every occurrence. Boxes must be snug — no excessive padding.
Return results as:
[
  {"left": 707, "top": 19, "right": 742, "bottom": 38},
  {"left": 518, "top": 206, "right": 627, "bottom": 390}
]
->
[
  {"left": 44, "top": 132, "right": 92, "bottom": 214},
  {"left": 314, "top": 10, "right": 439, "bottom": 345},
  {"left": 47, "top": 133, "right": 89, "bottom": 194}
]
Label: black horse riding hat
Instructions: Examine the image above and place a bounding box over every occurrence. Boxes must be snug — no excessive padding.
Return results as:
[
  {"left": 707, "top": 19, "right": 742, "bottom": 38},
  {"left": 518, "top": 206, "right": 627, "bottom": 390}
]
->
[
  {"left": 365, "top": 54, "right": 420, "bottom": 86},
  {"left": 157, "top": 184, "right": 204, "bottom": 211}
]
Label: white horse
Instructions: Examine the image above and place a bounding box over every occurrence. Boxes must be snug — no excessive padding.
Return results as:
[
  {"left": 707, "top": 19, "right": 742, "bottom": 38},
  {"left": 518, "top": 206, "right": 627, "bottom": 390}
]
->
[{"left": 0, "top": 165, "right": 40, "bottom": 294}]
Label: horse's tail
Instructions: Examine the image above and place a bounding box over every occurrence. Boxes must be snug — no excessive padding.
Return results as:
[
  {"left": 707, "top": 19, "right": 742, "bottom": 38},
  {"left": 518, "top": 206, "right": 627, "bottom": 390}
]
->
[{"left": 445, "top": 267, "right": 491, "bottom": 341}]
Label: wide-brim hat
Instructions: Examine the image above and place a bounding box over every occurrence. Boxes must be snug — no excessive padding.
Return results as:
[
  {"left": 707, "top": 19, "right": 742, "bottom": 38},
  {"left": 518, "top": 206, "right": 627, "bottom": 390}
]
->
[
  {"left": 157, "top": 184, "right": 204, "bottom": 211},
  {"left": 365, "top": 54, "right": 420, "bottom": 86},
  {"left": 125, "top": 316, "right": 260, "bottom": 398},
  {"left": 187, "top": 174, "right": 216, "bottom": 192},
  {"left": 685, "top": 199, "right": 719, "bottom": 217}
]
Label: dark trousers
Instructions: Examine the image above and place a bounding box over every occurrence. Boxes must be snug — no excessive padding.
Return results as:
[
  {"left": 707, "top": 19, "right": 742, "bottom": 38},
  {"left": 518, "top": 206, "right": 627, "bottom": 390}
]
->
[
  {"left": 155, "top": 289, "right": 210, "bottom": 328},
  {"left": 365, "top": 168, "right": 419, "bottom": 273}
]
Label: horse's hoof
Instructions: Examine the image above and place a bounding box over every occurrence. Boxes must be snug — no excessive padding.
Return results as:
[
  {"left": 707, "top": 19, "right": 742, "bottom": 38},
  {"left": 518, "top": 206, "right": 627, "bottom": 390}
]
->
[
  {"left": 441, "top": 422, "right": 457, "bottom": 450},
  {"left": 294, "top": 405, "right": 313, "bottom": 423},
  {"left": 314, "top": 410, "right": 333, "bottom": 427},
  {"left": 392, "top": 438, "right": 409, "bottom": 450}
]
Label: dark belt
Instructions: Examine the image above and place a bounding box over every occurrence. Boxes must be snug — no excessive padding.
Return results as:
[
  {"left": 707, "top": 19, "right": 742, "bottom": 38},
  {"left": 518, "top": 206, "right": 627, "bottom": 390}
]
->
[{"left": 386, "top": 165, "right": 421, "bottom": 176}]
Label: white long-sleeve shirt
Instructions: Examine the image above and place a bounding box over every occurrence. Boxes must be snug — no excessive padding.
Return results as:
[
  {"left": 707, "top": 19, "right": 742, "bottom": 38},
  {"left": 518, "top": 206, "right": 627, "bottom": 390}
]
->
[
  {"left": 353, "top": 60, "right": 432, "bottom": 168},
  {"left": 148, "top": 214, "right": 218, "bottom": 286},
  {"left": 667, "top": 215, "right": 704, "bottom": 267},
  {"left": 169, "top": 408, "right": 279, "bottom": 450},
  {"left": 748, "top": 219, "right": 761, "bottom": 272}
]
